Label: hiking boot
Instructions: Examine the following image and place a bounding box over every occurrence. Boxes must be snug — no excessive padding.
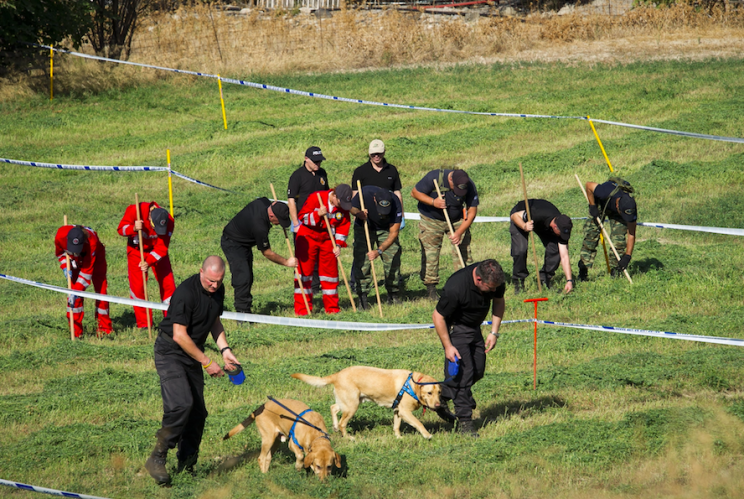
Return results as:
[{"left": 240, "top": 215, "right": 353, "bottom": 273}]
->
[
  {"left": 578, "top": 261, "right": 589, "bottom": 282},
  {"left": 145, "top": 452, "right": 170, "bottom": 485},
  {"left": 358, "top": 295, "right": 370, "bottom": 310},
  {"left": 512, "top": 278, "right": 524, "bottom": 295},
  {"left": 610, "top": 267, "right": 621, "bottom": 278},
  {"left": 177, "top": 453, "right": 198, "bottom": 475},
  {"left": 457, "top": 420, "right": 480, "bottom": 438},
  {"left": 387, "top": 292, "right": 401, "bottom": 305},
  {"left": 426, "top": 284, "right": 439, "bottom": 301},
  {"left": 540, "top": 279, "right": 551, "bottom": 290},
  {"left": 435, "top": 406, "right": 457, "bottom": 424}
]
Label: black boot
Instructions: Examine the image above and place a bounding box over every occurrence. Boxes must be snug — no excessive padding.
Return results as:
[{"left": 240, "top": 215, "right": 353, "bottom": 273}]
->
[
  {"left": 145, "top": 444, "right": 171, "bottom": 485},
  {"left": 540, "top": 278, "right": 551, "bottom": 290},
  {"left": 387, "top": 292, "right": 401, "bottom": 305},
  {"left": 358, "top": 295, "right": 370, "bottom": 310},
  {"left": 177, "top": 453, "right": 198, "bottom": 475},
  {"left": 457, "top": 420, "right": 479, "bottom": 438},
  {"left": 578, "top": 261, "right": 588, "bottom": 282},
  {"left": 435, "top": 406, "right": 457, "bottom": 424},
  {"left": 512, "top": 278, "right": 524, "bottom": 295},
  {"left": 426, "top": 284, "right": 438, "bottom": 301}
]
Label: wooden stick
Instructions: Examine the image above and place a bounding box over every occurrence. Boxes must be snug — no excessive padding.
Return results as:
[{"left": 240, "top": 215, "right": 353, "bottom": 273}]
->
[
  {"left": 574, "top": 175, "right": 633, "bottom": 284},
  {"left": 270, "top": 183, "right": 311, "bottom": 316},
  {"left": 63, "top": 215, "right": 75, "bottom": 341},
  {"left": 432, "top": 178, "right": 466, "bottom": 269},
  {"left": 134, "top": 194, "right": 153, "bottom": 339},
  {"left": 316, "top": 192, "right": 357, "bottom": 312},
  {"left": 357, "top": 181, "right": 384, "bottom": 317},
  {"left": 519, "top": 163, "right": 543, "bottom": 293}
]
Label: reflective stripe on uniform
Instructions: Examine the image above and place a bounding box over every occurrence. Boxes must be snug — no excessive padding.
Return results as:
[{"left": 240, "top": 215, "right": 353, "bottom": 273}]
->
[
  {"left": 150, "top": 251, "right": 162, "bottom": 261},
  {"left": 321, "top": 289, "right": 338, "bottom": 295},
  {"left": 319, "top": 276, "right": 338, "bottom": 283}
]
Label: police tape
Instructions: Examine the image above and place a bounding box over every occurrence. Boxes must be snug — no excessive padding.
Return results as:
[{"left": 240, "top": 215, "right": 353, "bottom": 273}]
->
[
  {"left": 637, "top": 222, "right": 744, "bottom": 237},
  {"left": 38, "top": 45, "right": 744, "bottom": 145},
  {"left": 0, "top": 478, "right": 110, "bottom": 499},
  {"left": 0, "top": 157, "right": 232, "bottom": 193}
]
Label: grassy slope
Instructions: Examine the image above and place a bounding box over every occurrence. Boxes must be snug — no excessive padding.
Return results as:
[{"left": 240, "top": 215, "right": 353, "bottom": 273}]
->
[{"left": 1, "top": 59, "right": 744, "bottom": 498}]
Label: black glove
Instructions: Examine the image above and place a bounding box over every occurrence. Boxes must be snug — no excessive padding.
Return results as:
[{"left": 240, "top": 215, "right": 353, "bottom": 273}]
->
[
  {"left": 617, "top": 254, "right": 631, "bottom": 271},
  {"left": 588, "top": 204, "right": 600, "bottom": 220}
]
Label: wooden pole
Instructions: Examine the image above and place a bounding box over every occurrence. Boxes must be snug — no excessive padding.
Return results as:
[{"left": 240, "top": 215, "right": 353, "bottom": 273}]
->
[
  {"left": 63, "top": 215, "right": 75, "bottom": 340},
  {"left": 519, "top": 163, "right": 543, "bottom": 293},
  {"left": 270, "top": 183, "right": 311, "bottom": 316},
  {"left": 432, "top": 178, "right": 466, "bottom": 269},
  {"left": 316, "top": 192, "right": 357, "bottom": 312},
  {"left": 575, "top": 174, "right": 633, "bottom": 284},
  {"left": 357, "top": 181, "right": 384, "bottom": 318},
  {"left": 134, "top": 194, "right": 153, "bottom": 339}
]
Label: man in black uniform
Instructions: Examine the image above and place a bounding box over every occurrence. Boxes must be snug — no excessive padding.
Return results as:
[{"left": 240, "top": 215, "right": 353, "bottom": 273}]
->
[
  {"left": 221, "top": 198, "right": 297, "bottom": 315},
  {"left": 509, "top": 199, "right": 574, "bottom": 294},
  {"left": 433, "top": 259, "right": 505, "bottom": 436},
  {"left": 145, "top": 256, "right": 240, "bottom": 485},
  {"left": 351, "top": 186, "right": 403, "bottom": 308}
]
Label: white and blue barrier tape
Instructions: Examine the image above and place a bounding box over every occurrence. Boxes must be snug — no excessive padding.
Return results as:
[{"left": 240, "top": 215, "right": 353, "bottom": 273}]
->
[
  {"left": 38, "top": 45, "right": 744, "bottom": 145},
  {"left": 1, "top": 157, "right": 232, "bottom": 193},
  {"left": 0, "top": 478, "right": 110, "bottom": 499},
  {"left": 2, "top": 273, "right": 742, "bottom": 345},
  {"left": 637, "top": 221, "right": 744, "bottom": 237}
]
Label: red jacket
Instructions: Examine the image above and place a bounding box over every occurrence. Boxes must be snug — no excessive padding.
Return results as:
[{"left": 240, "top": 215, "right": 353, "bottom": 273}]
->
[
  {"left": 117, "top": 201, "right": 174, "bottom": 265},
  {"left": 298, "top": 190, "right": 351, "bottom": 247},
  {"left": 54, "top": 225, "right": 105, "bottom": 292}
]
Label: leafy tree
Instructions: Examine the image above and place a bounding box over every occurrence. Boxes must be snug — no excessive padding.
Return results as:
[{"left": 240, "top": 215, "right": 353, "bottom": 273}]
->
[{"left": 88, "top": 0, "right": 150, "bottom": 61}]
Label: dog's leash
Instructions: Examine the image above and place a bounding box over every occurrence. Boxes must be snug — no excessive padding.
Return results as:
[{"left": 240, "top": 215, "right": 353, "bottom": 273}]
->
[{"left": 267, "top": 396, "right": 331, "bottom": 444}]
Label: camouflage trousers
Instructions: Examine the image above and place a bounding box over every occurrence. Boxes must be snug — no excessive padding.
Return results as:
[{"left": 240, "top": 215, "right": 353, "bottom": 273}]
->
[
  {"left": 580, "top": 217, "right": 628, "bottom": 269},
  {"left": 418, "top": 215, "right": 472, "bottom": 285},
  {"left": 352, "top": 224, "right": 401, "bottom": 296}
]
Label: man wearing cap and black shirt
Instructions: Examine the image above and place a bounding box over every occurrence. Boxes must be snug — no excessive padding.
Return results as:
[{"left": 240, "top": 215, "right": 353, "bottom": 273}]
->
[
  {"left": 351, "top": 185, "right": 403, "bottom": 308},
  {"left": 510, "top": 199, "right": 574, "bottom": 294},
  {"left": 412, "top": 168, "right": 479, "bottom": 300},
  {"left": 145, "top": 256, "right": 240, "bottom": 485},
  {"left": 351, "top": 139, "right": 404, "bottom": 212},
  {"left": 118, "top": 201, "right": 176, "bottom": 330},
  {"left": 433, "top": 259, "right": 505, "bottom": 437},
  {"left": 54, "top": 224, "right": 113, "bottom": 338},
  {"left": 579, "top": 178, "right": 638, "bottom": 280},
  {"left": 221, "top": 198, "right": 298, "bottom": 316}
]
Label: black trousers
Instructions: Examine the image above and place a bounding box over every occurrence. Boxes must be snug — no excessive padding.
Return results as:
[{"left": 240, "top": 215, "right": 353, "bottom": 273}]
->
[
  {"left": 154, "top": 345, "right": 208, "bottom": 461},
  {"left": 440, "top": 325, "right": 486, "bottom": 423},
  {"left": 510, "top": 222, "right": 561, "bottom": 281},
  {"left": 221, "top": 234, "right": 254, "bottom": 313}
]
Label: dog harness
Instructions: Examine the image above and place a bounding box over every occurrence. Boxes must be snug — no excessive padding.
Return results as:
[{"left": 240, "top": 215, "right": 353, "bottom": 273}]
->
[
  {"left": 391, "top": 373, "right": 420, "bottom": 410},
  {"left": 289, "top": 409, "right": 313, "bottom": 452}
]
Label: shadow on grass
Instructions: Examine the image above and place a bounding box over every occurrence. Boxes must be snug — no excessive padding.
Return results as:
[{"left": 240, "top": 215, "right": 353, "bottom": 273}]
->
[
  {"left": 478, "top": 395, "right": 567, "bottom": 424},
  {"left": 632, "top": 257, "right": 665, "bottom": 274},
  {"left": 213, "top": 447, "right": 348, "bottom": 478}
]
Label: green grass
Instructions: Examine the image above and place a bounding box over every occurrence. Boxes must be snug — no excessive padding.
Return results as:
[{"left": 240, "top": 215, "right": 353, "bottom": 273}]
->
[{"left": 1, "top": 57, "right": 744, "bottom": 498}]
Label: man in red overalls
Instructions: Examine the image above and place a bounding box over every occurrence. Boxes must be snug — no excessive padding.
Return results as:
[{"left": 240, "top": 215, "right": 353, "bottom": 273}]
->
[
  {"left": 54, "top": 225, "right": 113, "bottom": 338},
  {"left": 294, "top": 185, "right": 352, "bottom": 315},
  {"left": 117, "top": 201, "right": 176, "bottom": 329}
]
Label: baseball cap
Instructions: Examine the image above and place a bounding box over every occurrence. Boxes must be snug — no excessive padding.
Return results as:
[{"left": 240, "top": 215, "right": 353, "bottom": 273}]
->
[
  {"left": 271, "top": 201, "right": 291, "bottom": 228},
  {"left": 335, "top": 184, "right": 353, "bottom": 211},
  {"left": 451, "top": 170, "right": 470, "bottom": 197},
  {"left": 369, "top": 139, "right": 385, "bottom": 155},
  {"left": 375, "top": 189, "right": 393, "bottom": 216},
  {"left": 305, "top": 146, "right": 326, "bottom": 163},
  {"left": 618, "top": 195, "right": 638, "bottom": 223},
  {"left": 150, "top": 208, "right": 170, "bottom": 235},
  {"left": 67, "top": 226, "right": 85, "bottom": 254},
  {"left": 554, "top": 214, "right": 573, "bottom": 242}
]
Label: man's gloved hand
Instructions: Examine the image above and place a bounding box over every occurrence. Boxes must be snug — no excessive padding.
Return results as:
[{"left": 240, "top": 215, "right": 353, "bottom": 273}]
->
[
  {"left": 62, "top": 268, "right": 71, "bottom": 280},
  {"left": 617, "top": 254, "right": 631, "bottom": 271},
  {"left": 589, "top": 204, "right": 600, "bottom": 220},
  {"left": 67, "top": 295, "right": 79, "bottom": 307}
]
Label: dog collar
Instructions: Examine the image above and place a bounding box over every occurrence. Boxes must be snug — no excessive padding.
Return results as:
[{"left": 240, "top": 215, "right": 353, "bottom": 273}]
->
[{"left": 391, "top": 373, "right": 419, "bottom": 410}]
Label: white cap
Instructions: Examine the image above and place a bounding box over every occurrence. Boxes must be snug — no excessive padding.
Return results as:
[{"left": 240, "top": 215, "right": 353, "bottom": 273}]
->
[{"left": 369, "top": 139, "right": 385, "bottom": 155}]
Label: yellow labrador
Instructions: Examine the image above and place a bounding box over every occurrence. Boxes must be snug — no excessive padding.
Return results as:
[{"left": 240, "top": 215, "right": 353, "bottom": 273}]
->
[
  {"left": 292, "top": 366, "right": 441, "bottom": 439},
  {"left": 223, "top": 398, "right": 340, "bottom": 479}
]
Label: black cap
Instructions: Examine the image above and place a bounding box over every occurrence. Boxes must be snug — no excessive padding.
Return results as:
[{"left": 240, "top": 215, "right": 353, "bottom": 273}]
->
[
  {"left": 554, "top": 214, "right": 573, "bottom": 242},
  {"left": 375, "top": 190, "right": 393, "bottom": 216},
  {"left": 618, "top": 195, "right": 637, "bottom": 223},
  {"left": 150, "top": 208, "right": 170, "bottom": 235},
  {"left": 67, "top": 226, "right": 85, "bottom": 254},
  {"left": 271, "top": 201, "right": 291, "bottom": 228},
  {"left": 451, "top": 170, "right": 470, "bottom": 197},
  {"left": 305, "top": 146, "right": 326, "bottom": 163},
  {"left": 335, "top": 184, "right": 353, "bottom": 211}
]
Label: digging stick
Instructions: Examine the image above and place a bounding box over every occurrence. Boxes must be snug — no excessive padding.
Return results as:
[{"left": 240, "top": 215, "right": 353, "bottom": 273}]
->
[
  {"left": 519, "top": 163, "right": 543, "bottom": 293},
  {"left": 316, "top": 193, "right": 357, "bottom": 312},
  {"left": 357, "top": 181, "right": 384, "bottom": 318},
  {"left": 432, "top": 178, "right": 466, "bottom": 269},
  {"left": 63, "top": 215, "right": 75, "bottom": 341},
  {"left": 135, "top": 194, "right": 153, "bottom": 339}
]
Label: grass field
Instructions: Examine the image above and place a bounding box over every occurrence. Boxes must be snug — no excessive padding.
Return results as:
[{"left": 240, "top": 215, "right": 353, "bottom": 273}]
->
[{"left": 1, "top": 54, "right": 744, "bottom": 498}]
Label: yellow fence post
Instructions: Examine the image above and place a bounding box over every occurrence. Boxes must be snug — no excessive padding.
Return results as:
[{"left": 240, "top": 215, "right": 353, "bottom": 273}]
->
[
  {"left": 218, "top": 74, "right": 227, "bottom": 130},
  {"left": 167, "top": 149, "right": 174, "bottom": 216},
  {"left": 50, "top": 46, "right": 53, "bottom": 101}
]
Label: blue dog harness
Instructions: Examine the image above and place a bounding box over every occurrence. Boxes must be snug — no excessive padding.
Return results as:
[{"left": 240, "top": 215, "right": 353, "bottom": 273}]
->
[
  {"left": 391, "top": 373, "right": 420, "bottom": 409},
  {"left": 289, "top": 409, "right": 313, "bottom": 452}
]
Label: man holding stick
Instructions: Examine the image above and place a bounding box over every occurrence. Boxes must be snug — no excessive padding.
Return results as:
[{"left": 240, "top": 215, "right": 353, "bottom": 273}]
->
[
  {"left": 412, "top": 168, "right": 478, "bottom": 300},
  {"left": 509, "top": 199, "right": 574, "bottom": 294},
  {"left": 579, "top": 178, "right": 637, "bottom": 280},
  {"left": 351, "top": 185, "right": 403, "bottom": 309},
  {"left": 221, "top": 198, "right": 297, "bottom": 316}
]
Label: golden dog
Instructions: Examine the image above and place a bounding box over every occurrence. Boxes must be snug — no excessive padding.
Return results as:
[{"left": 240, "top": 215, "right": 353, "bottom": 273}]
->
[
  {"left": 292, "top": 366, "right": 442, "bottom": 439},
  {"left": 223, "top": 398, "right": 340, "bottom": 479}
]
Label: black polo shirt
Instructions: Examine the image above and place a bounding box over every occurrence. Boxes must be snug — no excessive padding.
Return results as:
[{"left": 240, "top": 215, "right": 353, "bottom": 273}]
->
[
  {"left": 511, "top": 199, "right": 563, "bottom": 244},
  {"left": 351, "top": 185, "right": 402, "bottom": 231},
  {"left": 415, "top": 169, "right": 479, "bottom": 223},
  {"left": 436, "top": 263, "right": 505, "bottom": 330},
  {"left": 157, "top": 273, "right": 225, "bottom": 357},
  {"left": 594, "top": 181, "right": 627, "bottom": 222},
  {"left": 222, "top": 197, "right": 272, "bottom": 250},
  {"left": 351, "top": 160, "right": 402, "bottom": 193},
  {"left": 287, "top": 164, "right": 329, "bottom": 212}
]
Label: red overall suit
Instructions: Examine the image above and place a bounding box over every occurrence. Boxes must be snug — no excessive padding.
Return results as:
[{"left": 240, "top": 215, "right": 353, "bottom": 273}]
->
[
  {"left": 294, "top": 190, "right": 350, "bottom": 315},
  {"left": 117, "top": 201, "right": 176, "bottom": 328},
  {"left": 54, "top": 225, "right": 112, "bottom": 337}
]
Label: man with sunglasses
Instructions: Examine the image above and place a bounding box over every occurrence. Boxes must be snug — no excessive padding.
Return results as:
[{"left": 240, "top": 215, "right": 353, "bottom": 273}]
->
[{"left": 351, "top": 140, "right": 403, "bottom": 212}]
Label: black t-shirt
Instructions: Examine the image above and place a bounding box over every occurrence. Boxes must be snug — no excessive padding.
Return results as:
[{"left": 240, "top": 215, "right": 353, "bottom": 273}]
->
[
  {"left": 351, "top": 160, "right": 402, "bottom": 193},
  {"left": 510, "top": 199, "right": 563, "bottom": 243},
  {"left": 351, "top": 186, "right": 402, "bottom": 231},
  {"left": 594, "top": 181, "right": 626, "bottom": 221},
  {"left": 415, "top": 169, "right": 479, "bottom": 223},
  {"left": 157, "top": 273, "right": 225, "bottom": 358},
  {"left": 436, "top": 263, "right": 505, "bottom": 329},
  {"left": 222, "top": 197, "right": 272, "bottom": 250},
  {"left": 287, "top": 164, "right": 329, "bottom": 212}
]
